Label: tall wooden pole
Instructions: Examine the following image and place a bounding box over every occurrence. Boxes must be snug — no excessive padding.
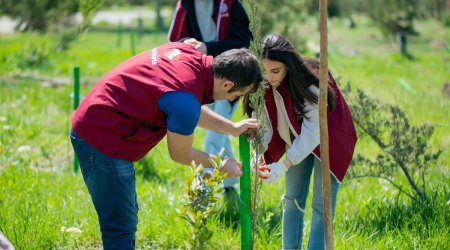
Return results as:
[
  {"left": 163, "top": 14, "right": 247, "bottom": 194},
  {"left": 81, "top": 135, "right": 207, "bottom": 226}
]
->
[{"left": 318, "top": 0, "right": 334, "bottom": 249}]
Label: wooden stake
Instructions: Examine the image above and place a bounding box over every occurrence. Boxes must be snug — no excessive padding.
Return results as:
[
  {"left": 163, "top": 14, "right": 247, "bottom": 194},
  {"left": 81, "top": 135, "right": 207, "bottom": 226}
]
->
[{"left": 318, "top": 0, "right": 334, "bottom": 249}]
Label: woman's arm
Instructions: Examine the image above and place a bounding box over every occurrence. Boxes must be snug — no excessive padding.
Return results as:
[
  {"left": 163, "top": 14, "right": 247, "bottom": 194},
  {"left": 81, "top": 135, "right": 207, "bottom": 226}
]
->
[{"left": 285, "top": 86, "right": 321, "bottom": 166}]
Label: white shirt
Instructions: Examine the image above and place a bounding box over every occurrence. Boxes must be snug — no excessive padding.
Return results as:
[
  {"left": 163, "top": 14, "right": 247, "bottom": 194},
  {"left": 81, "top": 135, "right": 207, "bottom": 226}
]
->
[
  {"left": 195, "top": 0, "right": 217, "bottom": 42},
  {"left": 261, "top": 85, "right": 321, "bottom": 165}
]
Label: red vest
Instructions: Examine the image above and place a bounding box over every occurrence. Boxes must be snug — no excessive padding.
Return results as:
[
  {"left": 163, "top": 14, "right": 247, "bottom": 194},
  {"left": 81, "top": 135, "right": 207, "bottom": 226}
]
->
[
  {"left": 72, "top": 43, "right": 214, "bottom": 161},
  {"left": 168, "top": 0, "right": 234, "bottom": 42},
  {"left": 263, "top": 72, "right": 357, "bottom": 181}
]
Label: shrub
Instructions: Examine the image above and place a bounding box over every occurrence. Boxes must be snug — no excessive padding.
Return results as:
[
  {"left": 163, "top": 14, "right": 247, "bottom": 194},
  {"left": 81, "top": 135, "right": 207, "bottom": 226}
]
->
[
  {"left": 177, "top": 156, "right": 225, "bottom": 249},
  {"left": 343, "top": 84, "right": 443, "bottom": 201}
]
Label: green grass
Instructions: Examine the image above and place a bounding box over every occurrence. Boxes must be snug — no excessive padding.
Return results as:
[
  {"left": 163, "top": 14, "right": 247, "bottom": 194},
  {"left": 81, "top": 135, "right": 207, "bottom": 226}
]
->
[{"left": 0, "top": 15, "right": 449, "bottom": 249}]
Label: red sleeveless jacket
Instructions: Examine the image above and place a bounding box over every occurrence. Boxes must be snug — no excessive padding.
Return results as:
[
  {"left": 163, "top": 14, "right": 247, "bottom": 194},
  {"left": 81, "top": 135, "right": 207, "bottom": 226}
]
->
[
  {"left": 263, "top": 71, "right": 357, "bottom": 181},
  {"left": 168, "top": 0, "right": 234, "bottom": 43},
  {"left": 72, "top": 43, "right": 214, "bottom": 161}
]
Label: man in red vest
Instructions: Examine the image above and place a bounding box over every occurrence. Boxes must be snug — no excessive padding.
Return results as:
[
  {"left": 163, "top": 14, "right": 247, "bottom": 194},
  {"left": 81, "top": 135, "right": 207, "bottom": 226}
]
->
[
  {"left": 70, "top": 42, "right": 261, "bottom": 249},
  {"left": 168, "top": 0, "right": 252, "bottom": 199}
]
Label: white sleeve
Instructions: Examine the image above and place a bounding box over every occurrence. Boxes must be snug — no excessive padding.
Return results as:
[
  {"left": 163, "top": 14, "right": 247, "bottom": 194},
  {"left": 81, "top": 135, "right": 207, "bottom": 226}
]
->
[{"left": 286, "top": 86, "right": 320, "bottom": 165}]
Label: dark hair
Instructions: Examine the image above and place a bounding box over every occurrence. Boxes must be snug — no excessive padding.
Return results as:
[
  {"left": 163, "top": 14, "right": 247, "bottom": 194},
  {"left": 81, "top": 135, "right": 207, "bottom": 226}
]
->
[
  {"left": 213, "top": 48, "right": 262, "bottom": 93},
  {"left": 243, "top": 34, "right": 335, "bottom": 118}
]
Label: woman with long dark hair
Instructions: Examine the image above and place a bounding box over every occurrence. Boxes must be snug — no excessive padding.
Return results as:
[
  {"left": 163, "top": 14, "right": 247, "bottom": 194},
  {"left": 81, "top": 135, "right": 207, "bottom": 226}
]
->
[{"left": 244, "top": 34, "right": 357, "bottom": 249}]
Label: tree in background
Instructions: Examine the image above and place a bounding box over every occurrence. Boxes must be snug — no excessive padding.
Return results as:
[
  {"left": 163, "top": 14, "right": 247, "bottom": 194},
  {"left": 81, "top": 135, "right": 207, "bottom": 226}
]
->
[
  {"left": 255, "top": 0, "right": 308, "bottom": 52},
  {"left": 0, "top": 0, "right": 78, "bottom": 32},
  {"left": 367, "top": 0, "right": 419, "bottom": 55},
  {"left": 419, "top": 0, "right": 449, "bottom": 22},
  {"left": 304, "top": 0, "right": 341, "bottom": 18}
]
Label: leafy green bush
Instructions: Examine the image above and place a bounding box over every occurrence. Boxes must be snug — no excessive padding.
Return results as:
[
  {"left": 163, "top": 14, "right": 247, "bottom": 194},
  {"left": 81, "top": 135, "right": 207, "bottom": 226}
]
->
[{"left": 177, "top": 156, "right": 225, "bottom": 249}]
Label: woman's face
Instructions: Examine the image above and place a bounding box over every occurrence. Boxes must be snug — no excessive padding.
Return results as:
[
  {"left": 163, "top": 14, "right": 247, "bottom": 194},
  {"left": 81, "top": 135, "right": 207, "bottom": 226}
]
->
[{"left": 263, "top": 58, "right": 288, "bottom": 88}]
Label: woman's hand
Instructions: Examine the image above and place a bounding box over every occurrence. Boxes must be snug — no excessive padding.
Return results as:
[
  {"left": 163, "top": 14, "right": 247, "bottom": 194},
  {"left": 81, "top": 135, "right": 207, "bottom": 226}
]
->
[
  {"left": 251, "top": 154, "right": 266, "bottom": 171},
  {"left": 259, "top": 161, "right": 287, "bottom": 184}
]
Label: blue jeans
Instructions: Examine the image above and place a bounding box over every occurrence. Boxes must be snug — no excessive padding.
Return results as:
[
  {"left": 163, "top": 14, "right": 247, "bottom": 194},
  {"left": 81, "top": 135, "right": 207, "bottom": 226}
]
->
[
  {"left": 282, "top": 154, "right": 340, "bottom": 250},
  {"left": 70, "top": 130, "right": 138, "bottom": 250},
  {"left": 204, "top": 100, "right": 238, "bottom": 188}
]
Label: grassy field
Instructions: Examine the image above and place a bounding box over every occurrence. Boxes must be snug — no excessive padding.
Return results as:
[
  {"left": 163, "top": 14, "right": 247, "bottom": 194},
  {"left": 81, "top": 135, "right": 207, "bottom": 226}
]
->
[{"left": 0, "top": 15, "right": 449, "bottom": 249}]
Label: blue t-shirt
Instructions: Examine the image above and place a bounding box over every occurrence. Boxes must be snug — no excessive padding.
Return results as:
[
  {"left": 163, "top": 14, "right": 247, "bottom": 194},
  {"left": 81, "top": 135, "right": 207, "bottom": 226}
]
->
[{"left": 157, "top": 91, "right": 201, "bottom": 135}]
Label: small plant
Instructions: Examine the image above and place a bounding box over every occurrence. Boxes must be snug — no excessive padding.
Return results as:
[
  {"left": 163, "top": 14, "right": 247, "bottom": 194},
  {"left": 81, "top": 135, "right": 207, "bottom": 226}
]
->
[
  {"left": 55, "top": 0, "right": 101, "bottom": 52},
  {"left": 56, "top": 27, "right": 78, "bottom": 52},
  {"left": 246, "top": 0, "right": 270, "bottom": 246},
  {"left": 177, "top": 155, "right": 225, "bottom": 250},
  {"left": 343, "top": 84, "right": 443, "bottom": 201},
  {"left": 78, "top": 0, "right": 102, "bottom": 36},
  {"left": 14, "top": 44, "right": 50, "bottom": 69}
]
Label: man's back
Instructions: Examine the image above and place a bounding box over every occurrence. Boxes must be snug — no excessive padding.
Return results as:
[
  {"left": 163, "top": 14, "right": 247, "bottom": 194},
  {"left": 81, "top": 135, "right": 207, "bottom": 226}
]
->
[{"left": 72, "top": 43, "right": 215, "bottom": 161}]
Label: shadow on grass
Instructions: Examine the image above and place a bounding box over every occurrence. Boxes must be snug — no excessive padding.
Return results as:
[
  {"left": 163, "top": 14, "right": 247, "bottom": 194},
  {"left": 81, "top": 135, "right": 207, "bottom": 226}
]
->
[
  {"left": 215, "top": 193, "right": 283, "bottom": 247},
  {"left": 135, "top": 156, "right": 166, "bottom": 183}
]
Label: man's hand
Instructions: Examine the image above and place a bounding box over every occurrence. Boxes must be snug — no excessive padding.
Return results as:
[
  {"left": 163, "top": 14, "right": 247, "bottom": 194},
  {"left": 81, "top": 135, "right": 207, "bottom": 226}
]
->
[
  {"left": 194, "top": 42, "right": 207, "bottom": 54},
  {"left": 183, "top": 38, "right": 207, "bottom": 54},
  {"left": 230, "top": 118, "right": 260, "bottom": 137},
  {"left": 258, "top": 162, "right": 287, "bottom": 184},
  {"left": 183, "top": 38, "right": 199, "bottom": 46},
  {"left": 219, "top": 158, "right": 242, "bottom": 178}
]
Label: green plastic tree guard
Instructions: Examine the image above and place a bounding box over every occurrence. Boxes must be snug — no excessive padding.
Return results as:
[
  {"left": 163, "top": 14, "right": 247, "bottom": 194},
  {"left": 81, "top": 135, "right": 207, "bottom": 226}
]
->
[
  {"left": 116, "top": 22, "right": 123, "bottom": 48},
  {"left": 130, "top": 31, "right": 136, "bottom": 56},
  {"left": 73, "top": 66, "right": 80, "bottom": 172},
  {"left": 239, "top": 134, "right": 252, "bottom": 249}
]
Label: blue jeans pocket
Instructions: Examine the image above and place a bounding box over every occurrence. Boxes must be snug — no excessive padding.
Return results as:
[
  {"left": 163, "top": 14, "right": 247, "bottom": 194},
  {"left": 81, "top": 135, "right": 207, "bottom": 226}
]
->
[{"left": 70, "top": 129, "right": 94, "bottom": 174}]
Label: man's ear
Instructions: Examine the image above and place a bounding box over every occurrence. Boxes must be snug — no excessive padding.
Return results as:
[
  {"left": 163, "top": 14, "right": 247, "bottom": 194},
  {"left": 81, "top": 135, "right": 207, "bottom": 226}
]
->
[{"left": 222, "top": 79, "right": 235, "bottom": 91}]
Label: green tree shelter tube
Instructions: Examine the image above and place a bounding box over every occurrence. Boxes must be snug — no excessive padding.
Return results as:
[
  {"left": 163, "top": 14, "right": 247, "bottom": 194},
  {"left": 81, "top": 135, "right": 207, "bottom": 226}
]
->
[
  {"left": 73, "top": 66, "right": 80, "bottom": 172},
  {"left": 239, "top": 134, "right": 252, "bottom": 249}
]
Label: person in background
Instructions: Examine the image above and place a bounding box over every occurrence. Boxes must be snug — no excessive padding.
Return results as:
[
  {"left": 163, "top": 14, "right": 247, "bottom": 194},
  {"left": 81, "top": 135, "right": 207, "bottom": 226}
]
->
[
  {"left": 168, "top": 0, "right": 252, "bottom": 197},
  {"left": 0, "top": 232, "right": 15, "bottom": 250},
  {"left": 244, "top": 34, "right": 357, "bottom": 249},
  {"left": 71, "top": 43, "right": 262, "bottom": 249}
]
